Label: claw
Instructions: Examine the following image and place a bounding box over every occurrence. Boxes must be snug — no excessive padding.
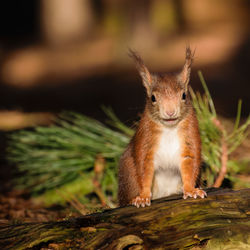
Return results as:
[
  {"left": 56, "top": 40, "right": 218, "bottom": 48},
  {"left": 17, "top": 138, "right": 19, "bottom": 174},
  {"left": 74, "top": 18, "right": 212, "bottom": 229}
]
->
[
  {"left": 145, "top": 198, "right": 151, "bottom": 206},
  {"left": 131, "top": 196, "right": 151, "bottom": 208},
  {"left": 183, "top": 188, "right": 207, "bottom": 200}
]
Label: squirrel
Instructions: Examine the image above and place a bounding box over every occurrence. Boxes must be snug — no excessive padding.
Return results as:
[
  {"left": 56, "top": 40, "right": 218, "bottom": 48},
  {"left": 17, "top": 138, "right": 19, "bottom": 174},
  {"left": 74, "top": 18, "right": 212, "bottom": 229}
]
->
[{"left": 118, "top": 47, "right": 207, "bottom": 208}]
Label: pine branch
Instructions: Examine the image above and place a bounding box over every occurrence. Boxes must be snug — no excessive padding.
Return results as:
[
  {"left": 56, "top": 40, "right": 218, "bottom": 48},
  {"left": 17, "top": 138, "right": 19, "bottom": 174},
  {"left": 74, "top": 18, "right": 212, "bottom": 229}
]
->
[{"left": 7, "top": 110, "right": 130, "bottom": 206}]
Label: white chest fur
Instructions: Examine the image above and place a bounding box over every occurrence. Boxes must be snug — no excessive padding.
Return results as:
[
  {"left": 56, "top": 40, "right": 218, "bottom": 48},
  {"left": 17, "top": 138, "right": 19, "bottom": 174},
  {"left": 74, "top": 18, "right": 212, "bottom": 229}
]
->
[{"left": 152, "top": 126, "right": 182, "bottom": 199}]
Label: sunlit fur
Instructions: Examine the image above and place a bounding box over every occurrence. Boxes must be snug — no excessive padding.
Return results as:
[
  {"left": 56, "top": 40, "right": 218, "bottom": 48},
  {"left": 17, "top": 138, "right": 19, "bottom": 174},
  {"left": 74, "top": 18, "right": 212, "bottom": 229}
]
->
[
  {"left": 146, "top": 73, "right": 192, "bottom": 127},
  {"left": 118, "top": 48, "right": 206, "bottom": 207}
]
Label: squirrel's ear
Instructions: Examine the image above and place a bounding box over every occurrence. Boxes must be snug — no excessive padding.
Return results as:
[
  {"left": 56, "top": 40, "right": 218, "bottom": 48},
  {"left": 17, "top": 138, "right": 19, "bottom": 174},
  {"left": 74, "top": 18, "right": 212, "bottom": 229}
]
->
[
  {"left": 179, "top": 46, "right": 194, "bottom": 89},
  {"left": 129, "top": 49, "right": 152, "bottom": 95}
]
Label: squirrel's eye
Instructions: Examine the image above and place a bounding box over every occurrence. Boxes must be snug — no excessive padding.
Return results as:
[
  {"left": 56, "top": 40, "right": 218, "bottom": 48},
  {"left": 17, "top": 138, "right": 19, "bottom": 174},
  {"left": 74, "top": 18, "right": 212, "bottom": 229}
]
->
[
  {"left": 151, "top": 95, "right": 156, "bottom": 103},
  {"left": 182, "top": 92, "right": 186, "bottom": 100}
]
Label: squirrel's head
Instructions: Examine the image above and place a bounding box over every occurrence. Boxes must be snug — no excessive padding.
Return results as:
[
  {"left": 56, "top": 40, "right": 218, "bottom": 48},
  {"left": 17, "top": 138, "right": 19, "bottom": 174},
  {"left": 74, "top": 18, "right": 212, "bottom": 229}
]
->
[{"left": 129, "top": 47, "right": 194, "bottom": 127}]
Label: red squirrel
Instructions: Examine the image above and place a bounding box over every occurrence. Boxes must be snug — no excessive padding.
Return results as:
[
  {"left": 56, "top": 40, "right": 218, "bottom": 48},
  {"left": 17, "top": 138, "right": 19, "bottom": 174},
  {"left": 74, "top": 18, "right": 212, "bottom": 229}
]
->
[{"left": 118, "top": 47, "right": 207, "bottom": 208}]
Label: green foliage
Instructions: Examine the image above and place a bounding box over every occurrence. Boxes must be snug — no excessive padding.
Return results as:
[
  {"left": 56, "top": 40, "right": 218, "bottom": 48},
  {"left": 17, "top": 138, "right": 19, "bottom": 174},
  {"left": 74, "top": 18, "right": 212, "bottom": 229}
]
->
[
  {"left": 7, "top": 111, "right": 131, "bottom": 206},
  {"left": 190, "top": 71, "right": 250, "bottom": 187},
  {"left": 7, "top": 72, "right": 250, "bottom": 206}
]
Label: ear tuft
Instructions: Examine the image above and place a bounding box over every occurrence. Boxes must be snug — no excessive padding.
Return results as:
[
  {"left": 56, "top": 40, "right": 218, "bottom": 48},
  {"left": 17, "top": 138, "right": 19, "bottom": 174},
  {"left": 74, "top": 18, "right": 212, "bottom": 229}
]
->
[
  {"left": 128, "top": 49, "right": 152, "bottom": 95},
  {"left": 185, "top": 45, "right": 195, "bottom": 70},
  {"left": 128, "top": 49, "right": 144, "bottom": 70},
  {"left": 179, "top": 46, "right": 195, "bottom": 88}
]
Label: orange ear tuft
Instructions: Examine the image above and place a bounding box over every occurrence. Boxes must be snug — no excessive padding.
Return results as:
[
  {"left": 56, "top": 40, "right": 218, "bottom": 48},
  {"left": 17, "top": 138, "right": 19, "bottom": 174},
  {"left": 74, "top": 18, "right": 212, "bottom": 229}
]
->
[
  {"left": 128, "top": 49, "right": 152, "bottom": 96},
  {"left": 179, "top": 46, "right": 195, "bottom": 89}
]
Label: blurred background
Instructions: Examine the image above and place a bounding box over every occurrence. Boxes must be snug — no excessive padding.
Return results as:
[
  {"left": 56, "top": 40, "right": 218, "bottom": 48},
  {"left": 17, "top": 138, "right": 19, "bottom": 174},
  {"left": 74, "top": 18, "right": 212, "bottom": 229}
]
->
[
  {"left": 0, "top": 0, "right": 249, "bottom": 123},
  {"left": 0, "top": 0, "right": 249, "bottom": 221}
]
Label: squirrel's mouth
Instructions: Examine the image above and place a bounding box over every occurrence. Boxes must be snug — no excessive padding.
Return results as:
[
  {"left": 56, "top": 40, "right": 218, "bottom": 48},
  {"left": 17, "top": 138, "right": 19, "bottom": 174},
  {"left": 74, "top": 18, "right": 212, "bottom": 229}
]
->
[
  {"left": 163, "top": 118, "right": 178, "bottom": 122},
  {"left": 162, "top": 118, "right": 179, "bottom": 125}
]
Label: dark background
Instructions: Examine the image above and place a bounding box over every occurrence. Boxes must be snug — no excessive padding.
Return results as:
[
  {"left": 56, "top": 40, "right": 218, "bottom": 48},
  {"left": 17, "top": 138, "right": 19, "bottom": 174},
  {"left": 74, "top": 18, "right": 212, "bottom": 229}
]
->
[
  {"left": 0, "top": 0, "right": 249, "bottom": 120},
  {"left": 0, "top": 0, "right": 249, "bottom": 185}
]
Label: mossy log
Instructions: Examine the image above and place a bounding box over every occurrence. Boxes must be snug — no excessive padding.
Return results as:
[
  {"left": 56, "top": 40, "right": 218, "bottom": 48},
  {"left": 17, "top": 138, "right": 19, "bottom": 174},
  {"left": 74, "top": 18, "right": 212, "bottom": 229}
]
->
[{"left": 0, "top": 188, "right": 249, "bottom": 249}]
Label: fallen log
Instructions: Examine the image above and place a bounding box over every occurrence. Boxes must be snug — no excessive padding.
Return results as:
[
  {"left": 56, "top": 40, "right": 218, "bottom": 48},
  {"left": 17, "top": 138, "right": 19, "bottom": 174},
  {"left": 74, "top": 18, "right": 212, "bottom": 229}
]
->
[{"left": 0, "top": 188, "right": 249, "bottom": 249}]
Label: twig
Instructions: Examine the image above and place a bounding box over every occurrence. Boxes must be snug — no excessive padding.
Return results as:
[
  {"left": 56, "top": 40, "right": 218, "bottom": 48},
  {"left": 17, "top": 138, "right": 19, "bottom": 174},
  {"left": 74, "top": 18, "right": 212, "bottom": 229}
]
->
[
  {"left": 55, "top": 190, "right": 88, "bottom": 215},
  {"left": 212, "top": 117, "right": 228, "bottom": 187},
  {"left": 93, "top": 155, "right": 107, "bottom": 207}
]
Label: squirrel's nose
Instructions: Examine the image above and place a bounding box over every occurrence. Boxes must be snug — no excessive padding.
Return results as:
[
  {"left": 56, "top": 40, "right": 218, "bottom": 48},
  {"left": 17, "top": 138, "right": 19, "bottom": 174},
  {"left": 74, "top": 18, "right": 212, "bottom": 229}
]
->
[{"left": 166, "top": 111, "right": 175, "bottom": 117}]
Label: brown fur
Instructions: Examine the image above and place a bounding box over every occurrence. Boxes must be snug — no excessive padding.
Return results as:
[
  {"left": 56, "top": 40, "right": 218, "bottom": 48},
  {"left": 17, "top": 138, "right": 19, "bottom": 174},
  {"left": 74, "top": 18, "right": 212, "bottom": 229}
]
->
[
  {"left": 118, "top": 110, "right": 160, "bottom": 206},
  {"left": 178, "top": 107, "right": 201, "bottom": 190},
  {"left": 119, "top": 47, "right": 206, "bottom": 207}
]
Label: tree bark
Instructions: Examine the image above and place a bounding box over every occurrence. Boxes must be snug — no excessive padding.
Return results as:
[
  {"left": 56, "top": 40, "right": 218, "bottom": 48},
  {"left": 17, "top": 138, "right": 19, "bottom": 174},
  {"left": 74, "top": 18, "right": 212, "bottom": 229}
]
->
[{"left": 0, "top": 188, "right": 249, "bottom": 249}]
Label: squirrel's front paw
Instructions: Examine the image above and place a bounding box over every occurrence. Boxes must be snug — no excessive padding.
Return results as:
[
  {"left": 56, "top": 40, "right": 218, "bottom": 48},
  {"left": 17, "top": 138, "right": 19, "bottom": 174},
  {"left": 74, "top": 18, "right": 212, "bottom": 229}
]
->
[
  {"left": 183, "top": 188, "right": 207, "bottom": 199},
  {"left": 131, "top": 196, "right": 151, "bottom": 208}
]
